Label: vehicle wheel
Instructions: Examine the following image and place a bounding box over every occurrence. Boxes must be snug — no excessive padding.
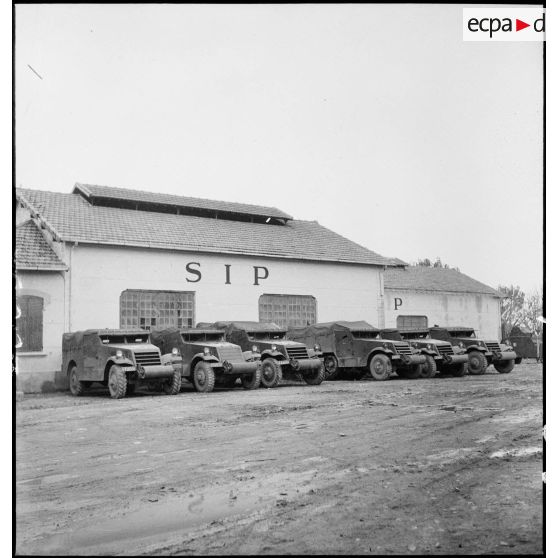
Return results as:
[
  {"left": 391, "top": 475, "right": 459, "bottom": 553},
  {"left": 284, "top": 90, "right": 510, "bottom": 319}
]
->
[
  {"left": 69, "top": 365, "right": 85, "bottom": 396},
  {"left": 260, "top": 359, "right": 282, "bottom": 388},
  {"left": 303, "top": 362, "right": 326, "bottom": 385},
  {"left": 163, "top": 368, "right": 182, "bottom": 395},
  {"left": 419, "top": 355, "right": 437, "bottom": 379},
  {"left": 126, "top": 382, "right": 136, "bottom": 396},
  {"left": 369, "top": 354, "right": 392, "bottom": 381},
  {"left": 108, "top": 365, "right": 127, "bottom": 399},
  {"left": 467, "top": 351, "right": 488, "bottom": 375},
  {"left": 402, "top": 364, "right": 422, "bottom": 380},
  {"left": 494, "top": 360, "right": 514, "bottom": 374},
  {"left": 193, "top": 361, "right": 215, "bottom": 393},
  {"left": 449, "top": 363, "right": 468, "bottom": 377},
  {"left": 323, "top": 354, "right": 340, "bottom": 380},
  {"left": 241, "top": 365, "right": 262, "bottom": 390}
]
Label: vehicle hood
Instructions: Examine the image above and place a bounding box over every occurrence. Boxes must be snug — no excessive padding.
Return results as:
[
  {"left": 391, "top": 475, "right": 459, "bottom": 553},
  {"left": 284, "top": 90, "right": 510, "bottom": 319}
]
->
[{"left": 105, "top": 343, "right": 159, "bottom": 352}]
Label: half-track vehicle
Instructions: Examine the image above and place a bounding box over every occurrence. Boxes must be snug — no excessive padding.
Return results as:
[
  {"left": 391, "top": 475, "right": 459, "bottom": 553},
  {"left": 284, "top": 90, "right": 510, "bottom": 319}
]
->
[
  {"left": 380, "top": 328, "right": 469, "bottom": 378},
  {"left": 62, "top": 329, "right": 181, "bottom": 399},
  {"left": 286, "top": 321, "right": 426, "bottom": 381},
  {"left": 429, "top": 326, "right": 517, "bottom": 375},
  {"left": 205, "top": 321, "right": 325, "bottom": 387},
  {"left": 150, "top": 327, "right": 261, "bottom": 392}
]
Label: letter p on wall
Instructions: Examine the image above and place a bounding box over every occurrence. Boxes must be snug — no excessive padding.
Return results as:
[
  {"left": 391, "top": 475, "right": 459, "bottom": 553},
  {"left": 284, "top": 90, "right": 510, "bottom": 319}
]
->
[{"left": 463, "top": 8, "right": 545, "bottom": 41}]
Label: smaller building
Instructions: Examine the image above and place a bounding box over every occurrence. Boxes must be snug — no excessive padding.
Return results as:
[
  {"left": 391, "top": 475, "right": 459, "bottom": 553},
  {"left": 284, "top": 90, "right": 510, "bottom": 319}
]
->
[
  {"left": 383, "top": 265, "right": 504, "bottom": 339},
  {"left": 15, "top": 220, "right": 68, "bottom": 392}
]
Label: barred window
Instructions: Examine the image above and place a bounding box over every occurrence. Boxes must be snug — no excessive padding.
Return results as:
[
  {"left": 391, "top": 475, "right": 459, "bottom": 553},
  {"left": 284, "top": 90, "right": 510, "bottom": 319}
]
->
[
  {"left": 259, "top": 294, "right": 316, "bottom": 329},
  {"left": 17, "top": 295, "right": 43, "bottom": 352},
  {"left": 120, "top": 290, "right": 195, "bottom": 331},
  {"left": 396, "top": 315, "right": 428, "bottom": 330}
]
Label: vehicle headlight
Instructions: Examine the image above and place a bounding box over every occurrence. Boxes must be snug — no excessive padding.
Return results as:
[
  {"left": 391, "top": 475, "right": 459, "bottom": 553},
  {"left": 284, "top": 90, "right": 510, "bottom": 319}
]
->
[
  {"left": 426, "top": 344, "right": 432, "bottom": 350},
  {"left": 271, "top": 344, "right": 277, "bottom": 351},
  {"left": 314, "top": 344, "right": 321, "bottom": 352},
  {"left": 459, "top": 342, "right": 464, "bottom": 348},
  {"left": 252, "top": 345, "right": 259, "bottom": 353},
  {"left": 203, "top": 347, "right": 210, "bottom": 355},
  {"left": 383, "top": 342, "right": 388, "bottom": 349},
  {"left": 172, "top": 347, "right": 179, "bottom": 356},
  {"left": 116, "top": 349, "right": 123, "bottom": 358}
]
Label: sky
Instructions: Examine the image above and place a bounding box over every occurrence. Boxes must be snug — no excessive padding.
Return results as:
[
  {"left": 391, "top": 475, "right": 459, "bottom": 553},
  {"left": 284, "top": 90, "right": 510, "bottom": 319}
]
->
[{"left": 14, "top": 4, "right": 543, "bottom": 293}]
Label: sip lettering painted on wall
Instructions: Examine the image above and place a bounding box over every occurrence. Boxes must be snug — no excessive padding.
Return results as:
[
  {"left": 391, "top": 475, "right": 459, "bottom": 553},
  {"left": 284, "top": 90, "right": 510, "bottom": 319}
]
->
[{"left": 185, "top": 262, "right": 270, "bottom": 286}]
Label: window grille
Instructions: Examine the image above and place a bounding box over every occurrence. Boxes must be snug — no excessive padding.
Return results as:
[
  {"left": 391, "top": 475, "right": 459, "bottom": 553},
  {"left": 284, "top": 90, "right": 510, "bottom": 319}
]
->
[
  {"left": 16, "top": 295, "right": 43, "bottom": 351},
  {"left": 259, "top": 294, "right": 316, "bottom": 328},
  {"left": 120, "top": 290, "right": 195, "bottom": 331}
]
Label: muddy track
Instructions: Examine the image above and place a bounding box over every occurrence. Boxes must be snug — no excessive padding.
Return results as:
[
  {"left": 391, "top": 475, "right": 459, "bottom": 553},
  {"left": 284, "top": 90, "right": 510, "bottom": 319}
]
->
[{"left": 16, "top": 363, "right": 543, "bottom": 555}]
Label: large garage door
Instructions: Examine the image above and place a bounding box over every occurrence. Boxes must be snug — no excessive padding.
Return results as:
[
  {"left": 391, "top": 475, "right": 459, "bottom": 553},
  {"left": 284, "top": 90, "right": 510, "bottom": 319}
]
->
[
  {"left": 120, "top": 290, "right": 195, "bottom": 330},
  {"left": 259, "top": 294, "right": 316, "bottom": 329},
  {"left": 396, "top": 315, "right": 428, "bottom": 330}
]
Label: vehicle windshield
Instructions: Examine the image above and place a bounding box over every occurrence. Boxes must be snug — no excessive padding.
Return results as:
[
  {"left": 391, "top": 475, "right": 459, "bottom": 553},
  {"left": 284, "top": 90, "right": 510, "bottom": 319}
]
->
[
  {"left": 100, "top": 334, "right": 150, "bottom": 344},
  {"left": 181, "top": 331, "right": 225, "bottom": 342},
  {"left": 449, "top": 330, "right": 476, "bottom": 338},
  {"left": 350, "top": 330, "right": 380, "bottom": 339},
  {"left": 248, "top": 331, "right": 287, "bottom": 340},
  {"left": 379, "top": 330, "right": 402, "bottom": 341},
  {"left": 401, "top": 331, "right": 431, "bottom": 340}
]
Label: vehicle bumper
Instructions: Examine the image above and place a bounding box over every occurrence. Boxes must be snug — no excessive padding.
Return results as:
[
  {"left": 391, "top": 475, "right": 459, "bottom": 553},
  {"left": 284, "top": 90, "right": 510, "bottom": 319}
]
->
[
  {"left": 492, "top": 351, "right": 517, "bottom": 363},
  {"left": 289, "top": 358, "right": 323, "bottom": 372},
  {"left": 137, "top": 363, "right": 176, "bottom": 379},
  {"left": 395, "top": 354, "right": 426, "bottom": 367},
  {"left": 221, "top": 360, "right": 260, "bottom": 375},
  {"left": 441, "top": 354, "right": 469, "bottom": 365}
]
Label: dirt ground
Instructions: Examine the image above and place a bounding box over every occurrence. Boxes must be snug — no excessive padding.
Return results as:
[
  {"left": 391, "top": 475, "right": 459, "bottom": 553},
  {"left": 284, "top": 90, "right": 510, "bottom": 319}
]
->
[{"left": 15, "top": 362, "right": 543, "bottom": 555}]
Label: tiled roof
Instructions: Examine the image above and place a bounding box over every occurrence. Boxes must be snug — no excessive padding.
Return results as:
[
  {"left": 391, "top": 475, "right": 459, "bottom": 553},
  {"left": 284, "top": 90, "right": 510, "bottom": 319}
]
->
[
  {"left": 16, "top": 187, "right": 393, "bottom": 267},
  {"left": 384, "top": 266, "right": 503, "bottom": 297},
  {"left": 74, "top": 183, "right": 293, "bottom": 221},
  {"left": 15, "top": 220, "right": 67, "bottom": 270}
]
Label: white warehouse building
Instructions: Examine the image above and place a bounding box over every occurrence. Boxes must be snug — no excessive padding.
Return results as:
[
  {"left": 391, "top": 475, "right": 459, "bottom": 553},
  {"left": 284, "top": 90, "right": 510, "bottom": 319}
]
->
[{"left": 15, "top": 183, "right": 393, "bottom": 392}]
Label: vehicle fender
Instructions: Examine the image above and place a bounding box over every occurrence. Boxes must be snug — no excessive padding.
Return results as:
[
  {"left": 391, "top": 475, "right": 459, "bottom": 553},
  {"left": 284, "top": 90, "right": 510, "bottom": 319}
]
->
[
  {"left": 261, "top": 350, "right": 286, "bottom": 360},
  {"left": 242, "top": 350, "right": 260, "bottom": 362},
  {"left": 103, "top": 357, "right": 135, "bottom": 381},
  {"left": 421, "top": 349, "right": 438, "bottom": 357},
  {"left": 466, "top": 344, "right": 486, "bottom": 353},
  {"left": 367, "top": 349, "right": 393, "bottom": 366}
]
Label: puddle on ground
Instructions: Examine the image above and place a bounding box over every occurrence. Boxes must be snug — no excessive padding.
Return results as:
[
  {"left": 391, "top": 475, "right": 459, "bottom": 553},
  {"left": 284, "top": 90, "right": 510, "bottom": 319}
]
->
[{"left": 30, "top": 469, "right": 320, "bottom": 555}]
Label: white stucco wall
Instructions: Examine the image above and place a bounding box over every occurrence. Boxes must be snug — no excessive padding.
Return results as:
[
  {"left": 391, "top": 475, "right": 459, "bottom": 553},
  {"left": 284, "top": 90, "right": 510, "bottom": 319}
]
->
[
  {"left": 384, "top": 289, "right": 501, "bottom": 340},
  {"left": 15, "top": 271, "right": 66, "bottom": 392},
  {"left": 67, "top": 244, "right": 383, "bottom": 330}
]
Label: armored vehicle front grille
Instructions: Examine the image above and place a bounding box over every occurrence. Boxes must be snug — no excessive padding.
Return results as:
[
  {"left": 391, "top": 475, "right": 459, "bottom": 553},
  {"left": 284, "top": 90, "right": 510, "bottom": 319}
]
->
[
  {"left": 437, "top": 344, "right": 454, "bottom": 355},
  {"left": 393, "top": 342, "right": 412, "bottom": 355},
  {"left": 134, "top": 351, "right": 161, "bottom": 366},
  {"left": 485, "top": 342, "right": 500, "bottom": 352},
  {"left": 286, "top": 346, "right": 309, "bottom": 360},
  {"left": 218, "top": 345, "right": 244, "bottom": 362}
]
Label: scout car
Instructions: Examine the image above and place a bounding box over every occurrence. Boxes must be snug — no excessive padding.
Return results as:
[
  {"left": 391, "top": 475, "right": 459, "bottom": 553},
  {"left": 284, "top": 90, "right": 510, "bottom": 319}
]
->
[
  {"left": 62, "top": 329, "right": 181, "bottom": 399},
  {"left": 150, "top": 327, "right": 261, "bottom": 393},
  {"left": 429, "top": 326, "right": 517, "bottom": 375},
  {"left": 286, "top": 321, "right": 426, "bottom": 381},
  {"left": 206, "top": 321, "right": 326, "bottom": 387},
  {"left": 380, "top": 328, "right": 469, "bottom": 378}
]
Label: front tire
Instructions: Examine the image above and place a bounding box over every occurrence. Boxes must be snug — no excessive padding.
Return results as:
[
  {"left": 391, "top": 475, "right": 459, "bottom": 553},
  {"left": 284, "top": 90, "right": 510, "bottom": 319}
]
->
[
  {"left": 494, "top": 360, "right": 514, "bottom": 374},
  {"left": 419, "top": 355, "right": 437, "bottom": 379},
  {"left": 163, "top": 368, "right": 182, "bottom": 395},
  {"left": 193, "top": 362, "right": 215, "bottom": 393},
  {"left": 323, "top": 354, "right": 340, "bottom": 380},
  {"left": 369, "top": 354, "right": 392, "bottom": 381},
  {"left": 260, "top": 359, "right": 282, "bottom": 388},
  {"left": 69, "top": 365, "right": 85, "bottom": 396},
  {"left": 241, "top": 365, "right": 262, "bottom": 390},
  {"left": 108, "top": 365, "right": 127, "bottom": 399},
  {"left": 449, "top": 363, "right": 468, "bottom": 377},
  {"left": 303, "top": 362, "right": 326, "bottom": 385},
  {"left": 467, "top": 351, "right": 488, "bottom": 375}
]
